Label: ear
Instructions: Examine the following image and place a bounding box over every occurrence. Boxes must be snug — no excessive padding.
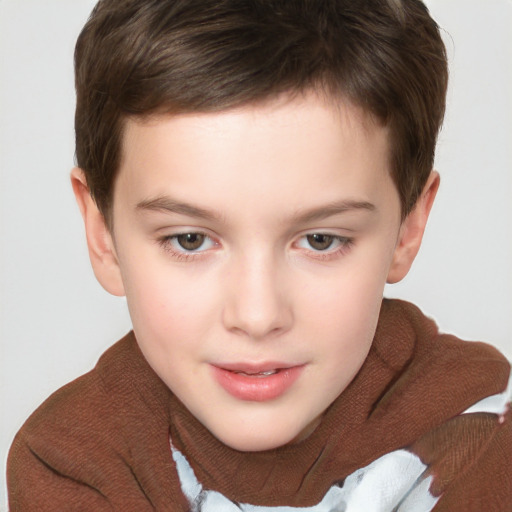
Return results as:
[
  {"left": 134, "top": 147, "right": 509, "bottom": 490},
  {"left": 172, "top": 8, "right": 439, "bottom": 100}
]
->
[
  {"left": 71, "top": 168, "right": 125, "bottom": 296},
  {"left": 387, "top": 171, "right": 440, "bottom": 284}
]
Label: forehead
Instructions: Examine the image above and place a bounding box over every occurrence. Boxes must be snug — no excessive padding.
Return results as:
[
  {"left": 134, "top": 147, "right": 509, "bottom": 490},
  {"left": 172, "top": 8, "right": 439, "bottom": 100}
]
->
[
  {"left": 114, "top": 92, "right": 397, "bottom": 223},
  {"left": 124, "top": 91, "right": 383, "bottom": 149}
]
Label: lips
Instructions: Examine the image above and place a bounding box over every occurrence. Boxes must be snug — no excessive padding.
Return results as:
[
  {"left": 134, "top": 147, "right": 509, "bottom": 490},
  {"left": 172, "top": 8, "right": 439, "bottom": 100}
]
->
[{"left": 211, "top": 363, "right": 304, "bottom": 402}]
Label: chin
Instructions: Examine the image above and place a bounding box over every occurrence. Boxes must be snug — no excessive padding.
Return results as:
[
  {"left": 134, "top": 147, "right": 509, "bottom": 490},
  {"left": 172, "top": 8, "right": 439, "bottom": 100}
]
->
[
  {"left": 213, "top": 422, "right": 310, "bottom": 452},
  {"left": 222, "top": 435, "right": 293, "bottom": 452}
]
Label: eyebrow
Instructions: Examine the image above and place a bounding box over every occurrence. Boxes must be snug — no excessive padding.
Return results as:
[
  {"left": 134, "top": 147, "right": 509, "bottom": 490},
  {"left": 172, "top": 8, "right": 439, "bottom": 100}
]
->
[
  {"left": 136, "top": 196, "right": 375, "bottom": 223},
  {"left": 136, "top": 196, "right": 221, "bottom": 221},
  {"left": 292, "top": 199, "right": 376, "bottom": 224}
]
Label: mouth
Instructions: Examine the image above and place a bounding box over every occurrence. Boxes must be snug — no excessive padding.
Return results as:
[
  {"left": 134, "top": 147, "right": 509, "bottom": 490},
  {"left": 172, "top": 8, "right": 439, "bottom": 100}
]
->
[
  {"left": 211, "top": 363, "right": 304, "bottom": 402},
  {"left": 215, "top": 362, "right": 295, "bottom": 374},
  {"left": 233, "top": 369, "right": 279, "bottom": 377}
]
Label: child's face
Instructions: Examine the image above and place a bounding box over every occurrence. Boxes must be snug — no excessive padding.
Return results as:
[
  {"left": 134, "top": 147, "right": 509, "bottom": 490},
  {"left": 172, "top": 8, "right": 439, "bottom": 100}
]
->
[{"left": 97, "top": 93, "right": 410, "bottom": 451}]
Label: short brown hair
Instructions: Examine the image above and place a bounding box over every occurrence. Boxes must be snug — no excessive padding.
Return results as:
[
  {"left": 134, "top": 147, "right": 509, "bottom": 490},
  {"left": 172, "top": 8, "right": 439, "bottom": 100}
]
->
[{"left": 75, "top": 0, "right": 448, "bottom": 225}]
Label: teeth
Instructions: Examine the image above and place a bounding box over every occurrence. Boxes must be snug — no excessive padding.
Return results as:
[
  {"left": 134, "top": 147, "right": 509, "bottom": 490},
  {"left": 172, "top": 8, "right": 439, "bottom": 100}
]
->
[{"left": 235, "top": 369, "right": 278, "bottom": 377}]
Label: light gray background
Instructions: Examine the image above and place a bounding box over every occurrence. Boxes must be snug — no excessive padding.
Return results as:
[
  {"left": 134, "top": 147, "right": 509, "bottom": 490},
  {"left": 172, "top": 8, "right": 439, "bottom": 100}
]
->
[{"left": 1, "top": 0, "right": 511, "bottom": 508}]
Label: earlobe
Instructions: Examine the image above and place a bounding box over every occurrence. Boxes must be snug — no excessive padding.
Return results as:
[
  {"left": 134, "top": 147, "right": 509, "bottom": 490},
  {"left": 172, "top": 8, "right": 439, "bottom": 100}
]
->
[
  {"left": 70, "top": 168, "right": 125, "bottom": 297},
  {"left": 387, "top": 171, "right": 440, "bottom": 284}
]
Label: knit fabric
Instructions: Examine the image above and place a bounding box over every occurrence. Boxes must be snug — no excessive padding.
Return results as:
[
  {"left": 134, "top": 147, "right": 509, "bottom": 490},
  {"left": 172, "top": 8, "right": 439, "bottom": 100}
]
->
[{"left": 7, "top": 299, "right": 512, "bottom": 511}]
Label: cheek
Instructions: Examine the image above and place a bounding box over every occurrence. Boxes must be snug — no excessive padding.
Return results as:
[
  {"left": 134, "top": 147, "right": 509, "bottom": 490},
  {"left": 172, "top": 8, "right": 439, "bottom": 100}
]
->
[
  {"left": 302, "top": 258, "right": 387, "bottom": 321},
  {"left": 119, "top": 253, "right": 220, "bottom": 344},
  {"left": 299, "top": 251, "right": 390, "bottom": 357}
]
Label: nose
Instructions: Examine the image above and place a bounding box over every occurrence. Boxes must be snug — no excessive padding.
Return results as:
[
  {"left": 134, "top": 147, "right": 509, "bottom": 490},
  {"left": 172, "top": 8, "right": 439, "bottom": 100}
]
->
[{"left": 222, "top": 252, "right": 293, "bottom": 340}]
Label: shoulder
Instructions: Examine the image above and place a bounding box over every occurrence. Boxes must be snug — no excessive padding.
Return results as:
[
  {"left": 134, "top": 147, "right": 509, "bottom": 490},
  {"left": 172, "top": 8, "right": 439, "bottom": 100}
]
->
[
  {"left": 11, "top": 334, "right": 134, "bottom": 452},
  {"left": 376, "top": 298, "right": 510, "bottom": 404},
  {"left": 367, "top": 298, "right": 510, "bottom": 465},
  {"left": 411, "top": 377, "right": 512, "bottom": 511},
  {"left": 7, "top": 336, "right": 133, "bottom": 484},
  {"left": 6, "top": 332, "right": 183, "bottom": 510},
  {"left": 10, "top": 331, "right": 172, "bottom": 447},
  {"left": 377, "top": 299, "right": 512, "bottom": 510},
  {"left": 7, "top": 332, "right": 188, "bottom": 510},
  {"left": 360, "top": 300, "right": 512, "bottom": 510}
]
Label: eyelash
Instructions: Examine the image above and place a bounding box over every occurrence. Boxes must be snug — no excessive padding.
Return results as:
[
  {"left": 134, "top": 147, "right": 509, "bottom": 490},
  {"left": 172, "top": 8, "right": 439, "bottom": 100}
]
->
[{"left": 157, "top": 232, "right": 354, "bottom": 262}]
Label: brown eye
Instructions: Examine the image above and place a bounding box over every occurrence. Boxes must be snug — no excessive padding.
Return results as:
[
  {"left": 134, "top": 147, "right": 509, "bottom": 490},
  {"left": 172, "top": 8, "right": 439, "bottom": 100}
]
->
[
  {"left": 176, "top": 233, "right": 205, "bottom": 251},
  {"left": 306, "top": 234, "right": 334, "bottom": 251}
]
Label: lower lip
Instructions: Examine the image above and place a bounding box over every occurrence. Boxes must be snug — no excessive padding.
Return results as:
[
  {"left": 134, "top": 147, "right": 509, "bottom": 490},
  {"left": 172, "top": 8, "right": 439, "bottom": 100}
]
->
[{"left": 211, "top": 365, "right": 304, "bottom": 402}]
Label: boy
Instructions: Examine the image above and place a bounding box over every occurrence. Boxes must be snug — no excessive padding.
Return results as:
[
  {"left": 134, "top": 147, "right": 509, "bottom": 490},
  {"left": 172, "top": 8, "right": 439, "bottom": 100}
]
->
[{"left": 7, "top": 0, "right": 511, "bottom": 510}]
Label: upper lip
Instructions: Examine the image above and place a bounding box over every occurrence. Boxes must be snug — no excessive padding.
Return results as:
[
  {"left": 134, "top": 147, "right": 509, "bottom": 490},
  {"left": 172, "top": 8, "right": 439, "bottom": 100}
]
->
[{"left": 212, "top": 362, "right": 302, "bottom": 373}]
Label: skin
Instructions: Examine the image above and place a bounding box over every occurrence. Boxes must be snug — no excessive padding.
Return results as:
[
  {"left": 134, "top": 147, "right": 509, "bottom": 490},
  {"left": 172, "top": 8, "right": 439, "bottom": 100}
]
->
[{"left": 72, "top": 92, "right": 438, "bottom": 451}]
